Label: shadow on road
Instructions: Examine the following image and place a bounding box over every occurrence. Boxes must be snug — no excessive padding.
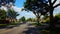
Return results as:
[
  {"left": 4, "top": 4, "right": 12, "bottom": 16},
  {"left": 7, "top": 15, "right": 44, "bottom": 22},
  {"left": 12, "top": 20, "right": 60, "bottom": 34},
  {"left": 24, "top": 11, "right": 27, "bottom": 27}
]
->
[
  {"left": 22, "top": 27, "right": 43, "bottom": 34},
  {"left": 21, "top": 23, "right": 43, "bottom": 34},
  {"left": 0, "top": 26, "right": 7, "bottom": 29},
  {"left": 0, "top": 23, "right": 25, "bottom": 29}
]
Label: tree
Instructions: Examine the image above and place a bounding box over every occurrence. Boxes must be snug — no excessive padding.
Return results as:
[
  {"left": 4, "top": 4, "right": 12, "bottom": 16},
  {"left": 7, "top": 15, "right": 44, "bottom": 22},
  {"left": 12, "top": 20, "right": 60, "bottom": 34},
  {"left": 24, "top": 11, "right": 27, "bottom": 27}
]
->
[
  {"left": 26, "top": 18, "right": 32, "bottom": 22},
  {"left": 48, "top": 0, "right": 60, "bottom": 29},
  {"left": 54, "top": 13, "right": 60, "bottom": 22},
  {"left": 24, "top": 0, "right": 60, "bottom": 29},
  {"left": 19, "top": 16, "right": 26, "bottom": 23},
  {"left": 54, "top": 13, "right": 60, "bottom": 30},
  {"left": 0, "top": 9, "right": 6, "bottom": 20},
  {"left": 0, "top": 0, "right": 15, "bottom": 6},
  {"left": 24, "top": 0, "right": 48, "bottom": 25},
  {"left": 7, "top": 9, "right": 19, "bottom": 22},
  {"left": 55, "top": 13, "right": 60, "bottom": 18}
]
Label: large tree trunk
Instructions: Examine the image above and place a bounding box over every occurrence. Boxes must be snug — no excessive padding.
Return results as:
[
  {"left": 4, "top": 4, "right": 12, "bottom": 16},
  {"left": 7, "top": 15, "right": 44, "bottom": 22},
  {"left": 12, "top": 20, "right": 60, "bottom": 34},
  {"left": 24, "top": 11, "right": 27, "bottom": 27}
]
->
[
  {"left": 49, "top": 9, "right": 54, "bottom": 30},
  {"left": 48, "top": 0, "right": 55, "bottom": 30},
  {"left": 36, "top": 15, "right": 40, "bottom": 26},
  {"left": 37, "top": 17, "right": 40, "bottom": 24}
]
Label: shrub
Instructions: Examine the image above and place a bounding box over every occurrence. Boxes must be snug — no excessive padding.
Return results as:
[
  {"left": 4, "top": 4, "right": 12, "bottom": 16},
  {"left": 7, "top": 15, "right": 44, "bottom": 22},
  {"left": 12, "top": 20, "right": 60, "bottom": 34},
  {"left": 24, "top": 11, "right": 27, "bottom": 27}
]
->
[
  {"left": 0, "top": 20, "right": 10, "bottom": 24},
  {"left": 0, "top": 24, "right": 8, "bottom": 27},
  {"left": 45, "top": 18, "right": 50, "bottom": 24}
]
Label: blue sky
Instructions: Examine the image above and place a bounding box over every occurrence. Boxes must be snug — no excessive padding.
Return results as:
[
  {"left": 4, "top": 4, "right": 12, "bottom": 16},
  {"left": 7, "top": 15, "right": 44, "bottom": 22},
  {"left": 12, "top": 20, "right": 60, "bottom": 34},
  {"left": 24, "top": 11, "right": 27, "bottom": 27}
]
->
[
  {"left": 14, "top": 0, "right": 36, "bottom": 19},
  {"left": 14, "top": 0, "right": 60, "bottom": 19},
  {"left": 15, "top": 0, "right": 25, "bottom": 7}
]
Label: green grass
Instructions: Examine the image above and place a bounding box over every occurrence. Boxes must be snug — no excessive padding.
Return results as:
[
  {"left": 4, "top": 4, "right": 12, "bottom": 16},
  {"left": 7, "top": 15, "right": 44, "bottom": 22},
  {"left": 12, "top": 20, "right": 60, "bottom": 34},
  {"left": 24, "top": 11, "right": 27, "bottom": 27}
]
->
[
  {"left": 42, "top": 30, "right": 50, "bottom": 34},
  {"left": 9, "top": 22, "right": 20, "bottom": 25},
  {"left": 33, "top": 22, "right": 45, "bottom": 26},
  {"left": 0, "top": 22, "right": 19, "bottom": 27},
  {"left": 42, "top": 29, "right": 60, "bottom": 34},
  {"left": 0, "top": 24, "right": 8, "bottom": 27}
]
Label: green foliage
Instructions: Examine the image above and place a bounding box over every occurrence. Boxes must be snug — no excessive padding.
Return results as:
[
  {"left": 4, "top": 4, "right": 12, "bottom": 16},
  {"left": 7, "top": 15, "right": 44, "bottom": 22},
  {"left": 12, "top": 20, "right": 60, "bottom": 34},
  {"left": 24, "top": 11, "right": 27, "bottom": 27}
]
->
[
  {"left": 0, "top": 10, "right": 6, "bottom": 20},
  {"left": 19, "top": 16, "right": 26, "bottom": 22},
  {"left": 26, "top": 18, "right": 36, "bottom": 22},
  {"left": 41, "top": 14, "right": 60, "bottom": 34},
  {"left": 54, "top": 14, "right": 60, "bottom": 23},
  {"left": 54, "top": 14, "right": 60, "bottom": 18},
  {"left": 45, "top": 13, "right": 60, "bottom": 24},
  {"left": 9, "top": 22, "right": 19, "bottom": 25},
  {"left": 0, "top": 24, "right": 8, "bottom": 27},
  {"left": 7, "top": 9, "right": 19, "bottom": 19},
  {"left": 33, "top": 22, "right": 44, "bottom": 26},
  {"left": 54, "top": 14, "right": 60, "bottom": 20},
  {"left": 24, "top": 0, "right": 48, "bottom": 15},
  {"left": 24, "top": 0, "right": 50, "bottom": 24},
  {"left": 32, "top": 18, "right": 36, "bottom": 22},
  {"left": 45, "top": 17, "right": 50, "bottom": 24},
  {"left": 26, "top": 18, "right": 32, "bottom": 22},
  {"left": 42, "top": 30, "right": 50, "bottom": 34}
]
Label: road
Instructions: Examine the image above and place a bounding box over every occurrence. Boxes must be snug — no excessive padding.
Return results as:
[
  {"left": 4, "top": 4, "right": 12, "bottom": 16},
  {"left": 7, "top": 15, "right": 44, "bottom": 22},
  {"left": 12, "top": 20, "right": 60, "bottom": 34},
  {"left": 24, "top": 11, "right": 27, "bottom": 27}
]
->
[
  {"left": 0, "top": 22, "right": 43, "bottom": 34},
  {"left": 0, "top": 24, "right": 35, "bottom": 34}
]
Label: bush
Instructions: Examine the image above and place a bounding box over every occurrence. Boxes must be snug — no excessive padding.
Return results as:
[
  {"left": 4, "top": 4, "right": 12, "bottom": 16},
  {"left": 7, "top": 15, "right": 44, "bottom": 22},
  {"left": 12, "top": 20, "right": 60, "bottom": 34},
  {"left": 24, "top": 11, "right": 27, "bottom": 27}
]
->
[
  {"left": 0, "top": 20, "right": 10, "bottom": 24},
  {"left": 0, "top": 24, "right": 8, "bottom": 27},
  {"left": 45, "top": 18, "right": 50, "bottom": 24},
  {"left": 9, "top": 22, "right": 19, "bottom": 25},
  {"left": 42, "top": 30, "right": 50, "bottom": 34},
  {"left": 33, "top": 22, "right": 45, "bottom": 26},
  {"left": 54, "top": 15, "right": 60, "bottom": 22}
]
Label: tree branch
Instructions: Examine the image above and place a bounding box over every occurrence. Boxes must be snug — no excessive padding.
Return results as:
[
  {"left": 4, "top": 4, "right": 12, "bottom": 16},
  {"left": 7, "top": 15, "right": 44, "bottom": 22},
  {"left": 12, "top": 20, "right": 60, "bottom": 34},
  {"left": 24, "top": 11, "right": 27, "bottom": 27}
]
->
[
  {"left": 54, "top": 3, "right": 60, "bottom": 8},
  {"left": 48, "top": 0, "right": 51, "bottom": 5},
  {"left": 52, "top": 0, "right": 57, "bottom": 5}
]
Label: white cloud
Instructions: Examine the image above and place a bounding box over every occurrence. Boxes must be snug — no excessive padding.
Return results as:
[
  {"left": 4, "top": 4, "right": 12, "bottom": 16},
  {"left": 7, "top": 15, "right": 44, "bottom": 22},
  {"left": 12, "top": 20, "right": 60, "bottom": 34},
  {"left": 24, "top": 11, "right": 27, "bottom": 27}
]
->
[
  {"left": 0, "top": 5, "right": 24, "bottom": 13},
  {"left": 0, "top": 6, "right": 8, "bottom": 11},
  {"left": 16, "top": 11, "right": 36, "bottom": 19},
  {"left": 12, "top": 6, "right": 24, "bottom": 12}
]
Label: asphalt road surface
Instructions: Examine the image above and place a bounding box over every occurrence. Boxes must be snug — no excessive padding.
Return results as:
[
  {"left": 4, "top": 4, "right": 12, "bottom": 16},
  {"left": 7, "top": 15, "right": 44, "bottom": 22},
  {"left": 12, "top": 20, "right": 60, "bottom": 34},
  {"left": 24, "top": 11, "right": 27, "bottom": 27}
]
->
[
  {"left": 0, "top": 23, "right": 28, "bottom": 34},
  {"left": 0, "top": 22, "right": 41, "bottom": 34}
]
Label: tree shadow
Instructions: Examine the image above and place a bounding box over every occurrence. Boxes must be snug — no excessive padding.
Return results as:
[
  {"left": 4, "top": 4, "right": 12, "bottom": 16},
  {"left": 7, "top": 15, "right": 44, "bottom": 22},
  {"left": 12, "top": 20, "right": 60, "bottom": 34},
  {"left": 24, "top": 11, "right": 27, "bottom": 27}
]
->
[
  {"left": 0, "top": 25, "right": 15, "bottom": 29},
  {"left": 0, "top": 26, "right": 7, "bottom": 29},
  {"left": 0, "top": 23, "right": 24, "bottom": 29},
  {"left": 22, "top": 27, "right": 43, "bottom": 34},
  {"left": 21, "top": 23, "right": 43, "bottom": 34}
]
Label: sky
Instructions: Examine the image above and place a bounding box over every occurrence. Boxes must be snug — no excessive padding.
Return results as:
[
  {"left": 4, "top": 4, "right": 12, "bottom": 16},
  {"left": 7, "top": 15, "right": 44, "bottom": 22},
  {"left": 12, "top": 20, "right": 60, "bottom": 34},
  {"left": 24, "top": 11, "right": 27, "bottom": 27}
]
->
[
  {"left": 14, "top": 0, "right": 36, "bottom": 19},
  {"left": 14, "top": 0, "right": 60, "bottom": 19}
]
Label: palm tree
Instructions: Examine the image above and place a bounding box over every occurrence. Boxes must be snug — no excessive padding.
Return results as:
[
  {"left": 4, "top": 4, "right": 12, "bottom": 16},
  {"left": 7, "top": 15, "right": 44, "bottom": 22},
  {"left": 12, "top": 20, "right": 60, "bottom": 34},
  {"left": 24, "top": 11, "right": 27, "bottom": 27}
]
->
[
  {"left": 7, "top": 9, "right": 19, "bottom": 22},
  {"left": 0, "top": 9, "right": 6, "bottom": 20}
]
